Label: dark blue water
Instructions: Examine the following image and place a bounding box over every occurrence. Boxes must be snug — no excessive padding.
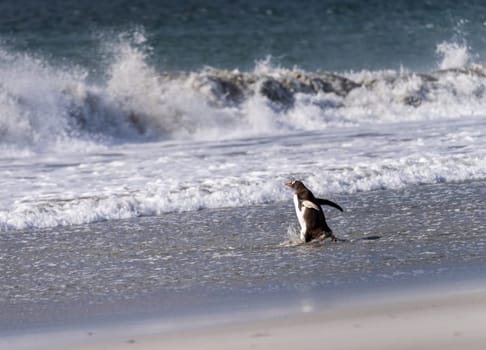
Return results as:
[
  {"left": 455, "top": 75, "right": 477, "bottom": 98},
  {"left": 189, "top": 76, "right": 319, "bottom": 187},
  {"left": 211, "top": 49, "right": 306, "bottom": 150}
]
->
[{"left": 2, "top": 0, "right": 486, "bottom": 72}]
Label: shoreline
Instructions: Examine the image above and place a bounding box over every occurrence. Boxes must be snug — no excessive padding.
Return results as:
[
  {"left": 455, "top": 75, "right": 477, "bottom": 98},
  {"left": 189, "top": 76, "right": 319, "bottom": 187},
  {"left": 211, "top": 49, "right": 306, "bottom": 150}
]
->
[
  {"left": 3, "top": 281, "right": 486, "bottom": 350},
  {"left": 2, "top": 179, "right": 486, "bottom": 349}
]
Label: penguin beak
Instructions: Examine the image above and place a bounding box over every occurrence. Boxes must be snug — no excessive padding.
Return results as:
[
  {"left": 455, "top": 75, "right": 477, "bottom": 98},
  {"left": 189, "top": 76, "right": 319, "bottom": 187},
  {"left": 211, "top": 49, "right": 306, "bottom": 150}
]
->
[{"left": 284, "top": 182, "right": 293, "bottom": 188}]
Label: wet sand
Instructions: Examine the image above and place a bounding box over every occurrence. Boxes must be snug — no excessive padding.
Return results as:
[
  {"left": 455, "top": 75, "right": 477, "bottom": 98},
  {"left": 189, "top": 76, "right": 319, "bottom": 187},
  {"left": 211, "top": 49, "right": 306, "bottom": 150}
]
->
[{"left": 4, "top": 285, "right": 486, "bottom": 350}]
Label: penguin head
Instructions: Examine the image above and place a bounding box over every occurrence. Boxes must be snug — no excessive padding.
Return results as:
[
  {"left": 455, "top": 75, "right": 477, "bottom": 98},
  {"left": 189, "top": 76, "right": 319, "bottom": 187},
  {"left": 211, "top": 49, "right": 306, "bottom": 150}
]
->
[{"left": 284, "top": 180, "right": 306, "bottom": 192}]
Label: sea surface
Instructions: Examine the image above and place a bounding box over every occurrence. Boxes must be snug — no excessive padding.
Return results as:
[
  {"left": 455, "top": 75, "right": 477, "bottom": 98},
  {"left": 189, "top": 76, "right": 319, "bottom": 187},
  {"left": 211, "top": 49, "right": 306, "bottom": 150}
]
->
[{"left": 1, "top": 0, "right": 486, "bottom": 335}]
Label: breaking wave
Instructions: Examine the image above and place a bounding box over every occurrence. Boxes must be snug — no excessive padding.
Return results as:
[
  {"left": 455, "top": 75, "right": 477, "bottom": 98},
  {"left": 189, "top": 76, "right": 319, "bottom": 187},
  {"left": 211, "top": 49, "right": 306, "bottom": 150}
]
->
[
  {"left": 2, "top": 32, "right": 486, "bottom": 232},
  {"left": 1, "top": 34, "right": 486, "bottom": 153}
]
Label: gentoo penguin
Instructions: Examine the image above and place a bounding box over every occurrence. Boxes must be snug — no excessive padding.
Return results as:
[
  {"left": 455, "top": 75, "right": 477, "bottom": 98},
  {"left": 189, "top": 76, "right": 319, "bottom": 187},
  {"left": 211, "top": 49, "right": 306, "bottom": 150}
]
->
[{"left": 285, "top": 180, "right": 343, "bottom": 243}]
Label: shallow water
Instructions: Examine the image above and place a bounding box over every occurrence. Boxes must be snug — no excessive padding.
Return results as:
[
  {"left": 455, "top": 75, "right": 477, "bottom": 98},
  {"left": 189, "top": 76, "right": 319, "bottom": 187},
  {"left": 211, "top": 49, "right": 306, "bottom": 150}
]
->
[{"left": 1, "top": 180, "right": 485, "bottom": 332}]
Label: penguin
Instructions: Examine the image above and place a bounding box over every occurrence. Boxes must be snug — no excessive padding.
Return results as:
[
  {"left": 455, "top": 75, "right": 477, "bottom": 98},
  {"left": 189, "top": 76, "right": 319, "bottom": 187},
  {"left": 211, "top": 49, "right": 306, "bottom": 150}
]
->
[{"left": 284, "top": 180, "right": 343, "bottom": 243}]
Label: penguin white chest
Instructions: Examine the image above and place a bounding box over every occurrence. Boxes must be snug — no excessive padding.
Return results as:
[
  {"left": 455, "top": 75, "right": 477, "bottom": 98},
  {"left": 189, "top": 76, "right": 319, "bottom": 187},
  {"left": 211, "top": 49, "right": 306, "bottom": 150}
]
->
[
  {"left": 293, "top": 194, "right": 306, "bottom": 232},
  {"left": 293, "top": 195, "right": 320, "bottom": 240}
]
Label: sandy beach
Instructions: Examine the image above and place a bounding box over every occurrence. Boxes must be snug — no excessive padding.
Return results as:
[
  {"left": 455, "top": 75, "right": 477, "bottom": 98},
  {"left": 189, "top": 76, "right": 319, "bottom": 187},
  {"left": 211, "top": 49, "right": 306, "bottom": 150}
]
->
[{"left": 2, "top": 285, "right": 485, "bottom": 350}]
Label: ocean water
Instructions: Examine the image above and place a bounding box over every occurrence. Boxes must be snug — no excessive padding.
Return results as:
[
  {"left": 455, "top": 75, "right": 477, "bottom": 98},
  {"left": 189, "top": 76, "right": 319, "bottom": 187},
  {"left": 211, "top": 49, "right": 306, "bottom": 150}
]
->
[{"left": 1, "top": 0, "right": 486, "bottom": 333}]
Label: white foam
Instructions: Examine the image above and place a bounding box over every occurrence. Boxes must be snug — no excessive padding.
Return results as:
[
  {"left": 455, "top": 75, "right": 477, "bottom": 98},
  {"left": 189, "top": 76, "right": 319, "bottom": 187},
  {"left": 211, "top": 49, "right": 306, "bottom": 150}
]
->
[
  {"left": 436, "top": 41, "right": 471, "bottom": 70},
  {"left": 2, "top": 35, "right": 486, "bottom": 150},
  {"left": 1, "top": 116, "right": 486, "bottom": 231},
  {"left": 2, "top": 36, "right": 486, "bottom": 231}
]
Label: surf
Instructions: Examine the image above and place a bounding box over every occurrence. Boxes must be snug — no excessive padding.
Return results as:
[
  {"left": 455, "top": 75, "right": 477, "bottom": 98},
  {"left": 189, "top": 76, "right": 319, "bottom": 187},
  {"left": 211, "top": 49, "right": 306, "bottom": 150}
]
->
[
  {"left": 1, "top": 32, "right": 486, "bottom": 232},
  {"left": 1, "top": 33, "right": 486, "bottom": 153}
]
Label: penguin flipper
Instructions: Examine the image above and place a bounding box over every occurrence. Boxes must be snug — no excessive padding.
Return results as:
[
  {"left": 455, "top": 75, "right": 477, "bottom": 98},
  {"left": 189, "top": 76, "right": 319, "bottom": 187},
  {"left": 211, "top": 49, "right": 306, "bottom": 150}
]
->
[
  {"left": 301, "top": 200, "right": 320, "bottom": 211},
  {"left": 316, "top": 198, "right": 344, "bottom": 212}
]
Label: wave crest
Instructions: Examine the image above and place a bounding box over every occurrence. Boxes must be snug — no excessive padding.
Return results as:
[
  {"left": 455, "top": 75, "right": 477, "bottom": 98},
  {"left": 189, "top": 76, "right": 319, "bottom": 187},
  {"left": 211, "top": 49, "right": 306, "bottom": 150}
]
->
[{"left": 1, "top": 36, "right": 486, "bottom": 152}]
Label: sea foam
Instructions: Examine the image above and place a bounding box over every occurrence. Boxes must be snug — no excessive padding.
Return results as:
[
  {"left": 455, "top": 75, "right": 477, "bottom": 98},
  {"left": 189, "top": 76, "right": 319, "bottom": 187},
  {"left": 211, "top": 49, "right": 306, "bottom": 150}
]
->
[
  {"left": 1, "top": 35, "right": 486, "bottom": 231},
  {"left": 1, "top": 35, "right": 486, "bottom": 152}
]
